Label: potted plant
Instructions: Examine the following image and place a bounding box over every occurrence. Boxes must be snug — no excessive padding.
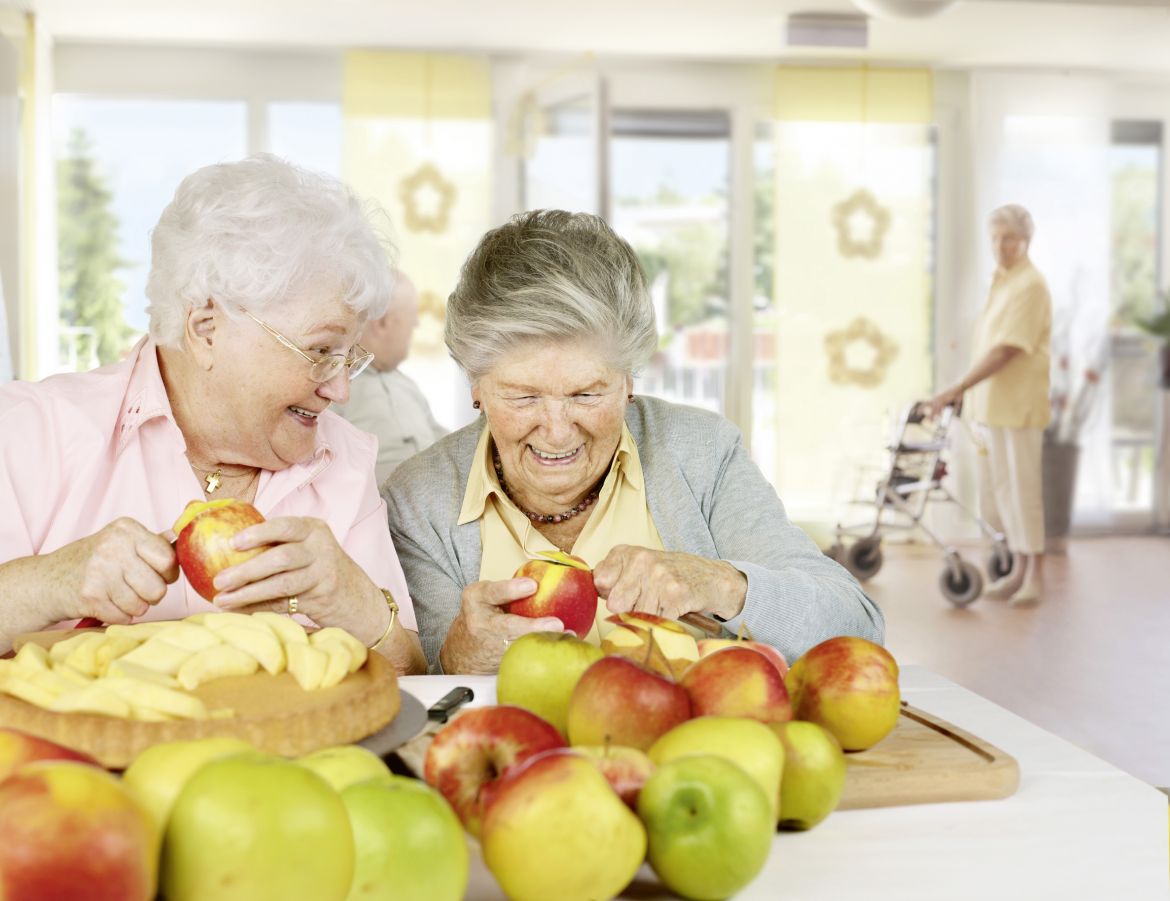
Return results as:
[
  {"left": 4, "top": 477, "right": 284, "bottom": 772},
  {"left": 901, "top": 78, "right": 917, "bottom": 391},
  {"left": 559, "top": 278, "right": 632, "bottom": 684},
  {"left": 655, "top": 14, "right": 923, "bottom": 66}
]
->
[{"left": 1134, "top": 290, "right": 1170, "bottom": 389}]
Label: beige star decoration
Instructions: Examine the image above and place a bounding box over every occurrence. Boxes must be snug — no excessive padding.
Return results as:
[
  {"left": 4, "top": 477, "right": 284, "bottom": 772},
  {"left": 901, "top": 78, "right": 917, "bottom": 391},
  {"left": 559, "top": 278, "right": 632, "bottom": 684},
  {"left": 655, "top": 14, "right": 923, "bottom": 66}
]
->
[
  {"left": 830, "top": 189, "right": 891, "bottom": 260},
  {"left": 399, "top": 163, "right": 457, "bottom": 234},
  {"left": 824, "top": 317, "right": 900, "bottom": 388}
]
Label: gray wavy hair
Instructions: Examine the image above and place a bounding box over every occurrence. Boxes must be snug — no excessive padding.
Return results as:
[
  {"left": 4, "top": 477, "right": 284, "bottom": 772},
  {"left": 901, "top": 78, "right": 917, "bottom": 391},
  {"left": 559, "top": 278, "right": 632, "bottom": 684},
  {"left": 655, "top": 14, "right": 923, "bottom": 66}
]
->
[
  {"left": 444, "top": 210, "right": 659, "bottom": 383},
  {"left": 146, "top": 154, "right": 394, "bottom": 347},
  {"left": 988, "top": 204, "right": 1035, "bottom": 242}
]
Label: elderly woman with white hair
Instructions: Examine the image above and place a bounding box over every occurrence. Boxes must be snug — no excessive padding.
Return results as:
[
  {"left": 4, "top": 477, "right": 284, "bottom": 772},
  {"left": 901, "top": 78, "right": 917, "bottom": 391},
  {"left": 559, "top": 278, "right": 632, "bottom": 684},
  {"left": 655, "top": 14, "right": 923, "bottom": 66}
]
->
[
  {"left": 385, "top": 209, "right": 884, "bottom": 673},
  {"left": 926, "top": 204, "right": 1052, "bottom": 605},
  {"left": 0, "top": 155, "right": 426, "bottom": 672}
]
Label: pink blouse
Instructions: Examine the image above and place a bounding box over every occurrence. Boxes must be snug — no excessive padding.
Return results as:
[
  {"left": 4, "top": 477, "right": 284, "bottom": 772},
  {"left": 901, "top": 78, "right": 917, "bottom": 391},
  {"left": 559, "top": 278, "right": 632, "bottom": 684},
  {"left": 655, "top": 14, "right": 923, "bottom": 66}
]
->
[{"left": 0, "top": 338, "right": 417, "bottom": 632}]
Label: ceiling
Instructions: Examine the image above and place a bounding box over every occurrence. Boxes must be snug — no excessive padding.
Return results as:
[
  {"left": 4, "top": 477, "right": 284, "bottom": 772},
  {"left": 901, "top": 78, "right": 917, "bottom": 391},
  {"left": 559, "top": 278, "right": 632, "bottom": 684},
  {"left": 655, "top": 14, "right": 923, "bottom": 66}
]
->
[{"left": 15, "top": 0, "right": 1170, "bottom": 73}]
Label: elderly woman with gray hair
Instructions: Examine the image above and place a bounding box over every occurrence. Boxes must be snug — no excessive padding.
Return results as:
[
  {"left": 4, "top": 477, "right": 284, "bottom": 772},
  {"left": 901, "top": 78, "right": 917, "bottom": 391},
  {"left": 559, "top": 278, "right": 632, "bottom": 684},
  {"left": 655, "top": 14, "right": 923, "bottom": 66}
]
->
[
  {"left": 925, "top": 204, "right": 1052, "bottom": 606},
  {"left": 385, "top": 209, "right": 884, "bottom": 673},
  {"left": 0, "top": 155, "right": 425, "bottom": 672}
]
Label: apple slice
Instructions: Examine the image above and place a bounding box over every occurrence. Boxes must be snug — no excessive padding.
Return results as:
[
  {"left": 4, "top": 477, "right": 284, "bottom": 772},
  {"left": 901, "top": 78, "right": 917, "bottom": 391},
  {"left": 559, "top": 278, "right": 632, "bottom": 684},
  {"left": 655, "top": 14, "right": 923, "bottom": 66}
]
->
[
  {"left": 101, "top": 678, "right": 209, "bottom": 720},
  {"left": 118, "top": 639, "right": 194, "bottom": 676},
  {"left": 215, "top": 624, "right": 286, "bottom": 676},
  {"left": 253, "top": 612, "right": 309, "bottom": 646},
  {"left": 50, "top": 683, "right": 133, "bottom": 718},
  {"left": 94, "top": 635, "right": 144, "bottom": 674},
  {"left": 105, "top": 659, "right": 181, "bottom": 688},
  {"left": 287, "top": 643, "right": 330, "bottom": 691},
  {"left": 310, "top": 628, "right": 368, "bottom": 674},
  {"left": 11, "top": 643, "right": 51, "bottom": 678},
  {"left": 177, "top": 644, "right": 261, "bottom": 691},
  {"left": 153, "top": 623, "right": 223, "bottom": 653}
]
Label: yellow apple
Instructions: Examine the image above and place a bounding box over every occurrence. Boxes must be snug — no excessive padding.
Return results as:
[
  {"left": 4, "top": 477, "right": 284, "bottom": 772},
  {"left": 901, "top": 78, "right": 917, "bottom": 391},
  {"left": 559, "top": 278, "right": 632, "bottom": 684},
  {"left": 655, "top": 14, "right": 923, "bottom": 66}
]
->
[
  {"left": 481, "top": 749, "right": 646, "bottom": 901},
  {"left": 173, "top": 499, "right": 271, "bottom": 601},
  {"left": 770, "top": 720, "right": 847, "bottom": 830},
  {"left": 297, "top": 745, "right": 392, "bottom": 792},
  {"left": 496, "top": 631, "right": 604, "bottom": 736}
]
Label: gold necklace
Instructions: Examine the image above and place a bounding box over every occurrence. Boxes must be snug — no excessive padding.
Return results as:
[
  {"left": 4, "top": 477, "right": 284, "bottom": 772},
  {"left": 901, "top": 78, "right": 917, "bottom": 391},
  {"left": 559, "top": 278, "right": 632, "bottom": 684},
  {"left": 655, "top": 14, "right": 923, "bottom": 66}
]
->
[{"left": 187, "top": 458, "right": 261, "bottom": 495}]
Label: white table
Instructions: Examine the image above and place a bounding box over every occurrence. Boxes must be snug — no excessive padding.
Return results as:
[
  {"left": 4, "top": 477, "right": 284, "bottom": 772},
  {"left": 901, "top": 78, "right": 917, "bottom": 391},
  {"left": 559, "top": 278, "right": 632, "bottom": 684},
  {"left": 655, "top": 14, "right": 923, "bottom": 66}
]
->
[{"left": 400, "top": 665, "right": 1169, "bottom": 900}]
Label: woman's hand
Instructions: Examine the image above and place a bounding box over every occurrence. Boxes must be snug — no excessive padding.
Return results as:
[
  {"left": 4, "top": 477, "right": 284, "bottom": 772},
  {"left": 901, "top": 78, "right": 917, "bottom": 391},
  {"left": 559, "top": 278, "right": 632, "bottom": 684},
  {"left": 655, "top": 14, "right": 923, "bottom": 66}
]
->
[
  {"left": 922, "top": 385, "right": 964, "bottom": 420},
  {"left": 44, "top": 518, "right": 179, "bottom": 625},
  {"left": 210, "top": 516, "right": 373, "bottom": 629},
  {"left": 439, "top": 578, "right": 565, "bottom": 674},
  {"left": 593, "top": 545, "right": 747, "bottom": 623}
]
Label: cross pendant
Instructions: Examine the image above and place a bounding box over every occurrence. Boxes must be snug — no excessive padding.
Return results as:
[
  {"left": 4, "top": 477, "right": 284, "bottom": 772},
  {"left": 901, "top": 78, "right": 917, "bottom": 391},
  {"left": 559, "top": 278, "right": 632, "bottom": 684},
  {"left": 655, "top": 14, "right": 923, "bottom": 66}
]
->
[{"left": 204, "top": 471, "right": 222, "bottom": 494}]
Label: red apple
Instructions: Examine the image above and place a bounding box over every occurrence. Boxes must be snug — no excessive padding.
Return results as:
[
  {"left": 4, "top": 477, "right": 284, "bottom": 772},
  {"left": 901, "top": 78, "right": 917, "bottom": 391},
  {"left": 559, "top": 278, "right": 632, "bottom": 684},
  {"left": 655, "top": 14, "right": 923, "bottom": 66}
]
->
[
  {"left": 600, "top": 612, "right": 699, "bottom": 679},
  {"left": 680, "top": 646, "right": 792, "bottom": 724},
  {"left": 566, "top": 656, "right": 692, "bottom": 751},
  {"left": 0, "top": 728, "right": 99, "bottom": 782},
  {"left": 173, "top": 499, "right": 271, "bottom": 601},
  {"left": 507, "top": 550, "right": 598, "bottom": 638},
  {"left": 423, "top": 705, "right": 565, "bottom": 837},
  {"left": 481, "top": 749, "right": 646, "bottom": 901},
  {"left": 697, "top": 638, "right": 788, "bottom": 679},
  {"left": 573, "top": 744, "right": 656, "bottom": 809},
  {"left": 0, "top": 760, "right": 158, "bottom": 901},
  {"left": 785, "top": 635, "right": 901, "bottom": 751}
]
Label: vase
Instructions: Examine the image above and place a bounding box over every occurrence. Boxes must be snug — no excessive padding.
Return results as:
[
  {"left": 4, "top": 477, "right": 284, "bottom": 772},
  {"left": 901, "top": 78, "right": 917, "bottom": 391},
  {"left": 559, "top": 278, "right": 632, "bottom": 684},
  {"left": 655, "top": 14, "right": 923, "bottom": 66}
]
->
[{"left": 1042, "top": 436, "right": 1080, "bottom": 555}]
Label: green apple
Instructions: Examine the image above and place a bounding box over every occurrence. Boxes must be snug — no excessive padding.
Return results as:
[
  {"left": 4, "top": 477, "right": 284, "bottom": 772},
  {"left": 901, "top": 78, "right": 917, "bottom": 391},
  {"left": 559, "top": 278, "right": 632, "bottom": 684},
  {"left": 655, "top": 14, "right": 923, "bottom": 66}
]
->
[
  {"left": 481, "top": 749, "right": 646, "bottom": 901},
  {"left": 161, "top": 753, "right": 355, "bottom": 901},
  {"left": 770, "top": 721, "right": 847, "bottom": 830},
  {"left": 648, "top": 716, "right": 784, "bottom": 821},
  {"left": 637, "top": 755, "right": 774, "bottom": 901},
  {"left": 297, "top": 745, "right": 392, "bottom": 792},
  {"left": 340, "top": 776, "right": 468, "bottom": 901},
  {"left": 121, "top": 737, "right": 255, "bottom": 832},
  {"left": 496, "top": 632, "right": 604, "bottom": 736}
]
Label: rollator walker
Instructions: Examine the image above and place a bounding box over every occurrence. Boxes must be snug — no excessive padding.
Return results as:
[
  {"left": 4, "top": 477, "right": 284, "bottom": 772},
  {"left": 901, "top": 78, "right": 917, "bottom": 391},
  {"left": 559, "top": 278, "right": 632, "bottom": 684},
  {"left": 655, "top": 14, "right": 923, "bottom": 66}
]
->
[{"left": 827, "top": 402, "right": 1013, "bottom": 607}]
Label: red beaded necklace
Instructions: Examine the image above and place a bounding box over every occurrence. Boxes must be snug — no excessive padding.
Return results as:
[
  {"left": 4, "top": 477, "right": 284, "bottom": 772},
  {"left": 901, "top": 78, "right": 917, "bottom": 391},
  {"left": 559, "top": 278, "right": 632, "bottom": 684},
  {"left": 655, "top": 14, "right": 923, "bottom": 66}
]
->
[{"left": 492, "top": 450, "right": 601, "bottom": 524}]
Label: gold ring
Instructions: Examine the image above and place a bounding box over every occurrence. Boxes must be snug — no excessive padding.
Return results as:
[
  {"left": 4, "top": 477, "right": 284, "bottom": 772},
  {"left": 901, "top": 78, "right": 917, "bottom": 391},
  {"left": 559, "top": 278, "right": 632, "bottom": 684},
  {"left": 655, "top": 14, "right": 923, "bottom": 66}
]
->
[{"left": 287, "top": 596, "right": 299, "bottom": 616}]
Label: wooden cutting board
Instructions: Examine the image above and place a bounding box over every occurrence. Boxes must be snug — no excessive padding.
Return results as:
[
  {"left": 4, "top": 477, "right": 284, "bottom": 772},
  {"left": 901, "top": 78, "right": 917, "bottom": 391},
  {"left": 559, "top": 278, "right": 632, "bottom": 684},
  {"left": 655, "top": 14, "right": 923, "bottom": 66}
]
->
[{"left": 838, "top": 702, "right": 1019, "bottom": 809}]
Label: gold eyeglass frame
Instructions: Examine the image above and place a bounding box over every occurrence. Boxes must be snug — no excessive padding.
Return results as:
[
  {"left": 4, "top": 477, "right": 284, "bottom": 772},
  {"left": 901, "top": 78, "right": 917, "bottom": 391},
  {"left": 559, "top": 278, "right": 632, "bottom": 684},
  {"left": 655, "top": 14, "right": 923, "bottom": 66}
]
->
[{"left": 241, "top": 308, "right": 374, "bottom": 383}]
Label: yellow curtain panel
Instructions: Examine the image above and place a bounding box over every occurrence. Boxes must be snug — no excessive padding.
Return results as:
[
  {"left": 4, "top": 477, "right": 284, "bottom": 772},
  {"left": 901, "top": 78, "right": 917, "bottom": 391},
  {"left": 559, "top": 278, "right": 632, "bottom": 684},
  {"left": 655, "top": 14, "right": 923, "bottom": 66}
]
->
[{"left": 768, "top": 66, "right": 935, "bottom": 522}]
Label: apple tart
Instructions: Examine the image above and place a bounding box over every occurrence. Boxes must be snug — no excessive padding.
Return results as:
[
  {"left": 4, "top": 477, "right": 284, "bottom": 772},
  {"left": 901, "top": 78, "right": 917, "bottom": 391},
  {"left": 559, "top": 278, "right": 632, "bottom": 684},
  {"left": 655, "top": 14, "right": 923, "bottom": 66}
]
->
[{"left": 0, "top": 613, "right": 399, "bottom": 768}]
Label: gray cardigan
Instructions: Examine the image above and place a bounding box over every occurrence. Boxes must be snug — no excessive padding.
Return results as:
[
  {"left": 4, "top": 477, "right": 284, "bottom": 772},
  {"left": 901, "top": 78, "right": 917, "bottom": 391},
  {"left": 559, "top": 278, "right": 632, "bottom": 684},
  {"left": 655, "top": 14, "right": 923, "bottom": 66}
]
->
[{"left": 384, "top": 396, "right": 884, "bottom": 671}]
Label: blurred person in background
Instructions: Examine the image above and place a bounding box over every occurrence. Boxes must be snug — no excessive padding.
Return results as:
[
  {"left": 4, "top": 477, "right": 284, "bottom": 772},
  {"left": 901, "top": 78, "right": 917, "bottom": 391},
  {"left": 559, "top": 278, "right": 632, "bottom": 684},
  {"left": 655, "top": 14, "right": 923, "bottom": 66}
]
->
[
  {"left": 385, "top": 209, "right": 883, "bottom": 673},
  {"left": 0, "top": 155, "right": 425, "bottom": 672},
  {"left": 335, "top": 271, "right": 448, "bottom": 486},
  {"left": 925, "top": 204, "right": 1052, "bottom": 606}
]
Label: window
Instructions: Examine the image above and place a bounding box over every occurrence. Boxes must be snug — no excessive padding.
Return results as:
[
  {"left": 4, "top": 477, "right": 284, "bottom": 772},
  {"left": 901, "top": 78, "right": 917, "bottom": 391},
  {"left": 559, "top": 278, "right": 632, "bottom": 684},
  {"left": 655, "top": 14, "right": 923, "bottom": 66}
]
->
[
  {"left": 609, "top": 109, "right": 731, "bottom": 415},
  {"left": 1105, "top": 121, "right": 1162, "bottom": 516},
  {"left": 268, "top": 101, "right": 342, "bottom": 177},
  {"left": 52, "top": 97, "right": 247, "bottom": 374}
]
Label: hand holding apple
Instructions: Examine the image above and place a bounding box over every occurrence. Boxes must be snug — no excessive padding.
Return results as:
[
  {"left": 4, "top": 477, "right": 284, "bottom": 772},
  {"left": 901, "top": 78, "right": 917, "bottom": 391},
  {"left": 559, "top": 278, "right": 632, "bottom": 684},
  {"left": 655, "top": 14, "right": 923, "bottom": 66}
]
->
[
  {"left": 593, "top": 545, "right": 747, "bottom": 623},
  {"left": 440, "top": 577, "right": 566, "bottom": 674},
  {"left": 0, "top": 760, "right": 159, "bottom": 901},
  {"left": 37, "top": 517, "right": 177, "bottom": 627},
  {"left": 423, "top": 705, "right": 565, "bottom": 837},
  {"left": 174, "top": 499, "right": 270, "bottom": 601},
  {"left": 785, "top": 635, "right": 901, "bottom": 751},
  {"left": 506, "top": 551, "right": 599, "bottom": 638}
]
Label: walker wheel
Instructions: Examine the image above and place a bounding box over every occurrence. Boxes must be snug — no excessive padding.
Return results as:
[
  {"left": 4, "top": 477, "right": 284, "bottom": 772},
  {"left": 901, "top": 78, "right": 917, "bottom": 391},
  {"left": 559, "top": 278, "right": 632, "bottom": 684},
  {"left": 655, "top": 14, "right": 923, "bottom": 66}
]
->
[
  {"left": 986, "top": 545, "right": 1014, "bottom": 581},
  {"left": 940, "top": 559, "right": 983, "bottom": 607},
  {"left": 845, "top": 539, "right": 883, "bottom": 581}
]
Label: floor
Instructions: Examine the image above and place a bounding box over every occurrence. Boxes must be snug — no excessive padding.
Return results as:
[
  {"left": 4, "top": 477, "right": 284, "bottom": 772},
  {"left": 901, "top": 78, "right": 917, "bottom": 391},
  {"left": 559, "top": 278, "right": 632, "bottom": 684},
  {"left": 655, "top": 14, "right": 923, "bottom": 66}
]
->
[{"left": 864, "top": 536, "right": 1170, "bottom": 789}]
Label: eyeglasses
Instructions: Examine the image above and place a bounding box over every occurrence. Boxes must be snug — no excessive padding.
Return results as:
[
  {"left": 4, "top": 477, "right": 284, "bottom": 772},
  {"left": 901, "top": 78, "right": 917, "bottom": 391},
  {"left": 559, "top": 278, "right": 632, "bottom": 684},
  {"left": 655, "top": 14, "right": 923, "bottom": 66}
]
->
[{"left": 241, "top": 308, "right": 374, "bottom": 383}]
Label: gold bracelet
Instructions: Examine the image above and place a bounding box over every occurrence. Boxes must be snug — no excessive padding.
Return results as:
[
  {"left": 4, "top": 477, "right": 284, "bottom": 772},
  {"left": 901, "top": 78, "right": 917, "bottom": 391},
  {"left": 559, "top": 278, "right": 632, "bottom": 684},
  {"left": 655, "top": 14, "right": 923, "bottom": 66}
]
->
[{"left": 369, "top": 588, "right": 398, "bottom": 652}]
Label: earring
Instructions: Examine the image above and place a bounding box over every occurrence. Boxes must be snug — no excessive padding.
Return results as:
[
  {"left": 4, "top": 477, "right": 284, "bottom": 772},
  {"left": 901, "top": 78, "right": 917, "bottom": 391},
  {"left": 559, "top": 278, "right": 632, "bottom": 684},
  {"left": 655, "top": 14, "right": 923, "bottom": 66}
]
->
[
  {"left": 473, "top": 400, "right": 481, "bottom": 410},
  {"left": 627, "top": 394, "right": 635, "bottom": 404}
]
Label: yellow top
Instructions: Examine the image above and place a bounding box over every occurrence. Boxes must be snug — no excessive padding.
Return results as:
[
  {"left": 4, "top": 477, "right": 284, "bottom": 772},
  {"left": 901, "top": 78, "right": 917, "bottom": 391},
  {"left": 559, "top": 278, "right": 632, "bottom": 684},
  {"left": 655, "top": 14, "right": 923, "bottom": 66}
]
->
[
  {"left": 968, "top": 258, "right": 1052, "bottom": 429},
  {"left": 457, "top": 423, "right": 664, "bottom": 643}
]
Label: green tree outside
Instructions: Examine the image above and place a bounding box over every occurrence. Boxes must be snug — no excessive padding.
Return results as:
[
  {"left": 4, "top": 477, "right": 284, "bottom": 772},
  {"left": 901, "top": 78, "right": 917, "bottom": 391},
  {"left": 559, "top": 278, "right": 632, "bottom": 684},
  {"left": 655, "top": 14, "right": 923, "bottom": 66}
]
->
[{"left": 57, "top": 128, "right": 133, "bottom": 367}]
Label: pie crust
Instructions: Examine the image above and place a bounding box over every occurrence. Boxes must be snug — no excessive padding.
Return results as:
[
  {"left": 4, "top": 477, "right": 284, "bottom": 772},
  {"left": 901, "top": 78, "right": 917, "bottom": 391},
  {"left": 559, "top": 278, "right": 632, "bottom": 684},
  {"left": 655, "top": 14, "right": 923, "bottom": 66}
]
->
[{"left": 0, "top": 642, "right": 400, "bottom": 769}]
